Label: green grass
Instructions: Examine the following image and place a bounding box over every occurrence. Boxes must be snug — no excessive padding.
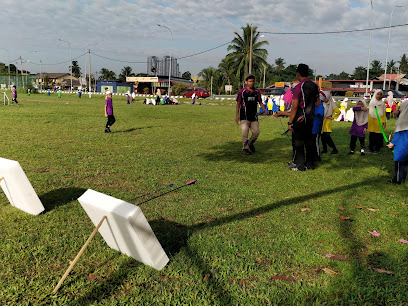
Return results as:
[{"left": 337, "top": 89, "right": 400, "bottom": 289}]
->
[{"left": 0, "top": 93, "right": 407, "bottom": 305}]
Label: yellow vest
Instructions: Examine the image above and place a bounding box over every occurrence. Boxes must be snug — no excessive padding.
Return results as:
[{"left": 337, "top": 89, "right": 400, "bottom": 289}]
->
[{"left": 367, "top": 112, "right": 386, "bottom": 133}]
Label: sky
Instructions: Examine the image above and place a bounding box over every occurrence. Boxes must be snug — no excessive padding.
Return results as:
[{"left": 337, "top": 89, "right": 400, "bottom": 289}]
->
[{"left": 1, "top": 0, "right": 408, "bottom": 79}]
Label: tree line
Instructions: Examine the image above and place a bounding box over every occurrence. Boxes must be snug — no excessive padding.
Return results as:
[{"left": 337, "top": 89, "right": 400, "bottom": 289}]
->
[{"left": 195, "top": 24, "right": 408, "bottom": 94}]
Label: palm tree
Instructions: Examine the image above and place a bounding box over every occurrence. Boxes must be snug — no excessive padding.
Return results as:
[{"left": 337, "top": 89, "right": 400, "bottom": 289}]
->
[
  {"left": 99, "top": 68, "right": 116, "bottom": 81},
  {"left": 352, "top": 66, "right": 367, "bottom": 80},
  {"left": 370, "top": 60, "right": 383, "bottom": 78},
  {"left": 399, "top": 54, "right": 408, "bottom": 73},
  {"left": 226, "top": 24, "right": 269, "bottom": 84},
  {"left": 218, "top": 57, "right": 235, "bottom": 91},
  {"left": 70, "top": 61, "right": 81, "bottom": 78},
  {"left": 118, "top": 66, "right": 134, "bottom": 82},
  {"left": 198, "top": 67, "right": 220, "bottom": 94},
  {"left": 274, "top": 57, "right": 285, "bottom": 76},
  {"left": 385, "top": 59, "right": 396, "bottom": 75}
]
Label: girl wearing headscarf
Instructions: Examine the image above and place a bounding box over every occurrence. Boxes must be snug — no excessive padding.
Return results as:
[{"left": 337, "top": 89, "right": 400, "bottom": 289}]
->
[
  {"left": 321, "top": 91, "right": 340, "bottom": 154},
  {"left": 387, "top": 101, "right": 408, "bottom": 184},
  {"left": 367, "top": 89, "right": 385, "bottom": 154},
  {"left": 385, "top": 91, "right": 394, "bottom": 120},
  {"left": 348, "top": 99, "right": 368, "bottom": 155}
]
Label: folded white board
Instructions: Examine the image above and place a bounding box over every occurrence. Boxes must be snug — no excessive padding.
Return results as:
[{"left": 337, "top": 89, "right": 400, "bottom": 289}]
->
[
  {"left": 0, "top": 157, "right": 44, "bottom": 215},
  {"left": 78, "top": 189, "right": 169, "bottom": 271}
]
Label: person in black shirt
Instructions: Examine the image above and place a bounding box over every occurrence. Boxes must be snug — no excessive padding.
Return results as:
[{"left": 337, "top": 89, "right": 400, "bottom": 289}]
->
[
  {"left": 288, "top": 64, "right": 319, "bottom": 171},
  {"left": 235, "top": 74, "right": 267, "bottom": 155}
]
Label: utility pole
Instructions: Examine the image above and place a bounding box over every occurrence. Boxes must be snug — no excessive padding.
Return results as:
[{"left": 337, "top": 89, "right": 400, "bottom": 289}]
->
[
  {"left": 19, "top": 56, "right": 24, "bottom": 89},
  {"left": 88, "top": 49, "right": 91, "bottom": 92},
  {"left": 249, "top": 25, "right": 253, "bottom": 75},
  {"left": 263, "top": 65, "right": 266, "bottom": 88}
]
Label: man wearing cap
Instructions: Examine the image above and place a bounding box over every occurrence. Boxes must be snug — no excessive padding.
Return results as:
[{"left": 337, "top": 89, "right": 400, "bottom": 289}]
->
[
  {"left": 235, "top": 74, "right": 267, "bottom": 155},
  {"left": 104, "top": 90, "right": 115, "bottom": 133}
]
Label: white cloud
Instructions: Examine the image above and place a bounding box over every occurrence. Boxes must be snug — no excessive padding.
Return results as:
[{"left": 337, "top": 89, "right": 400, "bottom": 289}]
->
[{"left": 1, "top": 0, "right": 408, "bottom": 77}]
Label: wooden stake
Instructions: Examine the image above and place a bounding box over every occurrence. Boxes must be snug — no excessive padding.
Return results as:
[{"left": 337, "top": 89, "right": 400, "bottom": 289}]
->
[
  {"left": 0, "top": 177, "right": 4, "bottom": 181},
  {"left": 52, "top": 215, "right": 107, "bottom": 294}
]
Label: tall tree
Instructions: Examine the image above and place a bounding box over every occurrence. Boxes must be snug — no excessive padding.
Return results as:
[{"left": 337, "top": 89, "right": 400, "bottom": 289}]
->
[
  {"left": 226, "top": 24, "right": 269, "bottom": 83},
  {"left": 274, "top": 57, "right": 285, "bottom": 76},
  {"left": 399, "top": 54, "right": 408, "bottom": 73},
  {"left": 118, "top": 66, "right": 134, "bottom": 82},
  {"left": 98, "top": 68, "right": 116, "bottom": 81},
  {"left": 352, "top": 66, "right": 367, "bottom": 80},
  {"left": 370, "top": 60, "right": 383, "bottom": 78},
  {"left": 70, "top": 61, "right": 81, "bottom": 78},
  {"left": 198, "top": 67, "right": 221, "bottom": 94},
  {"left": 182, "top": 71, "right": 191, "bottom": 80},
  {"left": 338, "top": 71, "right": 350, "bottom": 80}
]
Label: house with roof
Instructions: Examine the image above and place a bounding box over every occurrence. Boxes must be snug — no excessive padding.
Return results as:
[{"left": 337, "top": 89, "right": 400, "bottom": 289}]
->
[{"left": 32, "top": 73, "right": 85, "bottom": 89}]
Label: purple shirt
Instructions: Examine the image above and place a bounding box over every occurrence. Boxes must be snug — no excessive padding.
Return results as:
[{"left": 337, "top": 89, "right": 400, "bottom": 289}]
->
[
  {"left": 105, "top": 97, "right": 113, "bottom": 115},
  {"left": 349, "top": 107, "right": 367, "bottom": 138},
  {"left": 292, "top": 78, "right": 312, "bottom": 109},
  {"left": 12, "top": 88, "right": 17, "bottom": 99}
]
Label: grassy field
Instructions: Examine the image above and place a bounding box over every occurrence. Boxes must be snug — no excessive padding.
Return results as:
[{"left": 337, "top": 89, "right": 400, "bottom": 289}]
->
[{"left": 0, "top": 93, "right": 407, "bottom": 305}]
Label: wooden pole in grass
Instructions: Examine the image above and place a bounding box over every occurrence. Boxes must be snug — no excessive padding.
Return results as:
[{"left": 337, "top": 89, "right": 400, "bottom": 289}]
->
[
  {"left": 0, "top": 177, "right": 4, "bottom": 181},
  {"left": 52, "top": 215, "right": 107, "bottom": 294}
]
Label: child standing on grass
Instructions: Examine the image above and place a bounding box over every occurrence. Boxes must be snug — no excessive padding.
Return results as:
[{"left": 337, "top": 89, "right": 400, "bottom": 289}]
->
[
  {"left": 348, "top": 99, "right": 368, "bottom": 155},
  {"left": 12, "top": 85, "right": 19, "bottom": 105},
  {"left": 321, "top": 91, "right": 340, "bottom": 154},
  {"left": 387, "top": 101, "right": 408, "bottom": 184},
  {"left": 367, "top": 89, "right": 385, "bottom": 154},
  {"left": 312, "top": 92, "right": 325, "bottom": 162},
  {"left": 236, "top": 74, "right": 267, "bottom": 155},
  {"left": 104, "top": 91, "right": 116, "bottom": 133}
]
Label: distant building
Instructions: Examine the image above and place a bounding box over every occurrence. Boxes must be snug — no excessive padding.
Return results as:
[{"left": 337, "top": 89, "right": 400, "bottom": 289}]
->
[{"left": 147, "top": 56, "right": 180, "bottom": 77}]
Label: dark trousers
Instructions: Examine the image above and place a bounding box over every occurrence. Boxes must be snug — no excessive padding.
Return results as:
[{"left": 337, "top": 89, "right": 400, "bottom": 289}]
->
[
  {"left": 12, "top": 98, "right": 18, "bottom": 104},
  {"left": 293, "top": 123, "right": 315, "bottom": 170},
  {"left": 394, "top": 161, "right": 408, "bottom": 183},
  {"left": 368, "top": 132, "right": 383, "bottom": 152},
  {"left": 106, "top": 115, "right": 116, "bottom": 128},
  {"left": 321, "top": 132, "right": 336, "bottom": 151},
  {"left": 350, "top": 135, "right": 365, "bottom": 152}
]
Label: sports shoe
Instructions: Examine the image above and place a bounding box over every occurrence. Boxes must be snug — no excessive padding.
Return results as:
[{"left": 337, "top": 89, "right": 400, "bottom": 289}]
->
[
  {"left": 290, "top": 166, "right": 305, "bottom": 171},
  {"left": 248, "top": 142, "right": 256, "bottom": 153},
  {"left": 348, "top": 151, "right": 354, "bottom": 155},
  {"left": 104, "top": 128, "right": 110, "bottom": 133},
  {"left": 243, "top": 149, "right": 252, "bottom": 155},
  {"left": 372, "top": 151, "right": 379, "bottom": 155},
  {"left": 285, "top": 162, "right": 297, "bottom": 168},
  {"left": 387, "top": 179, "right": 401, "bottom": 184},
  {"left": 331, "top": 149, "right": 339, "bottom": 154},
  {"left": 360, "top": 149, "right": 365, "bottom": 156}
]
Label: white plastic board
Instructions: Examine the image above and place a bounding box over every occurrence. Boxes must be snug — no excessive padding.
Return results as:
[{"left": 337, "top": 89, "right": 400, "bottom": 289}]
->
[
  {"left": 0, "top": 157, "right": 45, "bottom": 215},
  {"left": 78, "top": 189, "right": 169, "bottom": 271}
]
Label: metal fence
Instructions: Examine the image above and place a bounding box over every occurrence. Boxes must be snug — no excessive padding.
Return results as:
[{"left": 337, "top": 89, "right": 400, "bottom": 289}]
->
[{"left": 0, "top": 75, "right": 37, "bottom": 89}]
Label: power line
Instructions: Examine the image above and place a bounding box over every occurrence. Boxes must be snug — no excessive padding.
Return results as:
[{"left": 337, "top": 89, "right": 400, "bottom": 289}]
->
[
  {"left": 91, "top": 52, "right": 147, "bottom": 64},
  {"left": 177, "top": 41, "right": 232, "bottom": 60},
  {"left": 261, "top": 23, "right": 408, "bottom": 35},
  {"left": 27, "top": 52, "right": 88, "bottom": 66}
]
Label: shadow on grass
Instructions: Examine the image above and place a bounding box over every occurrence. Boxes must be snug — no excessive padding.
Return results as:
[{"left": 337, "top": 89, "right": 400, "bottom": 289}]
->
[
  {"left": 113, "top": 126, "right": 154, "bottom": 133},
  {"left": 336, "top": 208, "right": 407, "bottom": 303},
  {"left": 63, "top": 177, "right": 404, "bottom": 304},
  {"left": 40, "top": 187, "right": 87, "bottom": 211}
]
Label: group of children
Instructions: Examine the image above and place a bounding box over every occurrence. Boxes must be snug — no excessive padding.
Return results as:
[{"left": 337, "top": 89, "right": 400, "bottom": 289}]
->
[{"left": 235, "top": 71, "right": 408, "bottom": 184}]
